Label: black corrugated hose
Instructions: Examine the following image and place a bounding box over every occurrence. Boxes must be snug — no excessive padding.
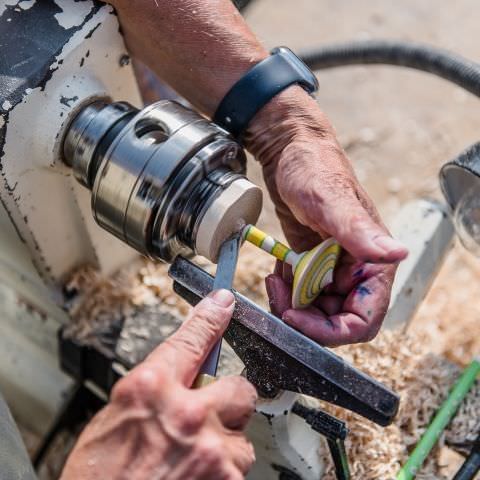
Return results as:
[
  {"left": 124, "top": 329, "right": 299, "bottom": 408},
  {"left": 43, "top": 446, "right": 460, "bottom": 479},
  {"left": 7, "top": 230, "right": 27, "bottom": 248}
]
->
[{"left": 299, "top": 40, "right": 480, "bottom": 98}]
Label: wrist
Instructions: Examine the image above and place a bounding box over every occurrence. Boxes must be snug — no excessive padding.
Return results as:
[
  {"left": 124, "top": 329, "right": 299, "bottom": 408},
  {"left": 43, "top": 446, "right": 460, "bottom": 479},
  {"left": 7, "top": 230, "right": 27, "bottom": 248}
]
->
[{"left": 243, "top": 85, "right": 336, "bottom": 166}]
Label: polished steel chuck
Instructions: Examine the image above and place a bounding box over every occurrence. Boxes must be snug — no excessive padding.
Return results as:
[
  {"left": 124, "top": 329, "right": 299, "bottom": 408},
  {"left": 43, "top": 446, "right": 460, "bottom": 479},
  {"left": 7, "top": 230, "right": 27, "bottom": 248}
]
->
[{"left": 63, "top": 100, "right": 262, "bottom": 263}]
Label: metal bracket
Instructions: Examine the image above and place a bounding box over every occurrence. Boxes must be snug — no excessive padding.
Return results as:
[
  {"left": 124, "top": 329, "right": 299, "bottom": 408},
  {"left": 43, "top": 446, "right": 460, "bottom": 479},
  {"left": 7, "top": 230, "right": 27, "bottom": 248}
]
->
[{"left": 292, "top": 402, "right": 351, "bottom": 480}]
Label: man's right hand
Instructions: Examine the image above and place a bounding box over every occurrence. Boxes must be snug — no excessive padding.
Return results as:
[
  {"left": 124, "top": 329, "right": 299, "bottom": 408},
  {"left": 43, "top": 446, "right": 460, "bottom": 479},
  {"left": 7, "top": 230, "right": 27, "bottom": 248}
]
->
[{"left": 61, "top": 289, "right": 257, "bottom": 480}]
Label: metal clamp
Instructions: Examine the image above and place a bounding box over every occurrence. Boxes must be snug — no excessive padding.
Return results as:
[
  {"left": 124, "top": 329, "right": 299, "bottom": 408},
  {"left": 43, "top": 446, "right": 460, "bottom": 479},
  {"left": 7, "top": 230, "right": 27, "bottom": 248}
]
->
[{"left": 169, "top": 256, "right": 400, "bottom": 427}]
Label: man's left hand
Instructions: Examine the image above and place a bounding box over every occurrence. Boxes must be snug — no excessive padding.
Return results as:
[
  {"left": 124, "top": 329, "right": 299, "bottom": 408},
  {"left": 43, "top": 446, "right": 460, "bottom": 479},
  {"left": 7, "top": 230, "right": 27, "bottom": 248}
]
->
[{"left": 246, "top": 86, "right": 408, "bottom": 347}]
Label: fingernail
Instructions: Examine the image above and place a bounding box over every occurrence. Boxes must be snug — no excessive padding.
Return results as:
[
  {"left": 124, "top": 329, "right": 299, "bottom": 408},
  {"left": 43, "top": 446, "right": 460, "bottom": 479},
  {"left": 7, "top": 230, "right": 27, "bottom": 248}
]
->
[
  {"left": 265, "top": 275, "right": 275, "bottom": 298},
  {"left": 373, "top": 235, "right": 407, "bottom": 254},
  {"left": 282, "top": 312, "right": 295, "bottom": 326},
  {"left": 208, "top": 289, "right": 234, "bottom": 308}
]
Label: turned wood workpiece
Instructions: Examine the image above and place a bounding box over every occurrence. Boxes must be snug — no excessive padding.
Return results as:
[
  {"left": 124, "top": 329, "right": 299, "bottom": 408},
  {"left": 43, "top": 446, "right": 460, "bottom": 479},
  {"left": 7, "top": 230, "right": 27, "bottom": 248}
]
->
[
  {"left": 195, "top": 179, "right": 263, "bottom": 262},
  {"left": 242, "top": 225, "right": 341, "bottom": 309}
]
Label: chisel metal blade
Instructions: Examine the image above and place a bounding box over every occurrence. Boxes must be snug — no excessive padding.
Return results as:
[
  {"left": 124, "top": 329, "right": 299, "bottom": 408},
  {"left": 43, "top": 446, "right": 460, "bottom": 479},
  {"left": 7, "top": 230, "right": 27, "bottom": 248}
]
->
[{"left": 199, "top": 231, "right": 242, "bottom": 377}]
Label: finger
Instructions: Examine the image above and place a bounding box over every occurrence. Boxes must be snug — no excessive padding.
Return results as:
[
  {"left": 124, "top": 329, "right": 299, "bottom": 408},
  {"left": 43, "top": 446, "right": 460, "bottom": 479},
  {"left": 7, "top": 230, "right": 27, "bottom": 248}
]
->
[
  {"left": 283, "top": 267, "right": 395, "bottom": 346},
  {"left": 224, "top": 432, "right": 256, "bottom": 475},
  {"left": 265, "top": 274, "right": 292, "bottom": 317},
  {"left": 279, "top": 159, "right": 408, "bottom": 263},
  {"left": 282, "top": 305, "right": 336, "bottom": 345},
  {"left": 274, "top": 260, "right": 283, "bottom": 276},
  {"left": 313, "top": 197, "right": 407, "bottom": 264},
  {"left": 339, "top": 265, "right": 395, "bottom": 337},
  {"left": 208, "top": 463, "right": 243, "bottom": 480},
  {"left": 328, "top": 259, "right": 385, "bottom": 295},
  {"left": 273, "top": 261, "right": 293, "bottom": 285},
  {"left": 201, "top": 376, "right": 257, "bottom": 430},
  {"left": 282, "top": 305, "right": 377, "bottom": 347},
  {"left": 281, "top": 262, "right": 294, "bottom": 284},
  {"left": 169, "top": 430, "right": 231, "bottom": 480},
  {"left": 282, "top": 306, "right": 367, "bottom": 346},
  {"left": 145, "top": 289, "right": 234, "bottom": 385},
  {"left": 314, "top": 294, "right": 344, "bottom": 316}
]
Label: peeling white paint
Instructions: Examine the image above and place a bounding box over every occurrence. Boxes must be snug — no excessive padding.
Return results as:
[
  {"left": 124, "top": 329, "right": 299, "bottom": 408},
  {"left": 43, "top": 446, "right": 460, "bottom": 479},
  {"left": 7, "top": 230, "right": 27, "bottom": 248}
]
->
[
  {"left": 2, "top": 101, "right": 12, "bottom": 111},
  {"left": 53, "top": 0, "right": 94, "bottom": 29},
  {"left": 0, "top": 0, "right": 20, "bottom": 17},
  {"left": 2, "top": 7, "right": 141, "bottom": 282},
  {"left": 18, "top": 0, "right": 35, "bottom": 10}
]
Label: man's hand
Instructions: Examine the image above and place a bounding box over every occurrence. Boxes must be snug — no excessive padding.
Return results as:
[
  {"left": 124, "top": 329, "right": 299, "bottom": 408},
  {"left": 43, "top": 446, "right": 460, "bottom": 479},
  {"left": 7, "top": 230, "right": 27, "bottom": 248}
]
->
[
  {"left": 246, "top": 86, "right": 408, "bottom": 347},
  {"left": 61, "top": 290, "right": 257, "bottom": 480}
]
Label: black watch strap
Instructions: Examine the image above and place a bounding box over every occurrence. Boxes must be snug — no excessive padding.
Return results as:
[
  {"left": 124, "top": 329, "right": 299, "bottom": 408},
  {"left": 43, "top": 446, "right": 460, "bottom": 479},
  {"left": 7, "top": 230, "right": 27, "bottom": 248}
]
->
[{"left": 213, "top": 47, "right": 318, "bottom": 139}]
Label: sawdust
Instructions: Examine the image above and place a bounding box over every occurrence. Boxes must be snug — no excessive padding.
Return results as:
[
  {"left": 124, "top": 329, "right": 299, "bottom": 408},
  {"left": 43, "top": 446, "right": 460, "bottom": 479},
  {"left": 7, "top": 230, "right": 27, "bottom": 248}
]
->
[
  {"left": 63, "top": 242, "right": 273, "bottom": 346},
  {"left": 310, "top": 329, "right": 479, "bottom": 480}
]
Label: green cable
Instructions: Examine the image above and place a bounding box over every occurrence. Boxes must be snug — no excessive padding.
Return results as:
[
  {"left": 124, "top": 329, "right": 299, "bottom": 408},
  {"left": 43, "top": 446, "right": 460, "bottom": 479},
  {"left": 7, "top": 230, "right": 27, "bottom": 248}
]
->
[{"left": 397, "top": 358, "right": 480, "bottom": 480}]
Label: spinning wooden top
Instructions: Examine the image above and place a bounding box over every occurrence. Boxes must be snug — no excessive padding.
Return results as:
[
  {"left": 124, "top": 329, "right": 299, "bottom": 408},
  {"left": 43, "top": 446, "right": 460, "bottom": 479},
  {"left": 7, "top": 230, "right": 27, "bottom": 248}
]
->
[{"left": 242, "top": 225, "right": 341, "bottom": 309}]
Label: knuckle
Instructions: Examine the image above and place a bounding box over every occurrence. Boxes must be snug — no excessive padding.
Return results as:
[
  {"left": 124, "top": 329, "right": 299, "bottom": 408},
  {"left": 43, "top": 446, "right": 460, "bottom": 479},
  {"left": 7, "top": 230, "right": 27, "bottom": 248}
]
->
[
  {"left": 244, "top": 380, "right": 258, "bottom": 403},
  {"left": 174, "top": 314, "right": 222, "bottom": 351},
  {"left": 221, "top": 470, "right": 241, "bottom": 480},
  {"left": 192, "top": 307, "right": 214, "bottom": 329},
  {"left": 359, "top": 324, "right": 381, "bottom": 343},
  {"left": 245, "top": 441, "right": 256, "bottom": 469},
  {"left": 349, "top": 213, "right": 370, "bottom": 231},
  {"left": 196, "top": 434, "right": 224, "bottom": 468},
  {"left": 233, "top": 437, "right": 256, "bottom": 475},
  {"left": 172, "top": 401, "right": 208, "bottom": 434},
  {"left": 162, "top": 333, "right": 200, "bottom": 360},
  {"left": 111, "top": 367, "right": 160, "bottom": 405},
  {"left": 231, "top": 377, "right": 258, "bottom": 407},
  {"left": 193, "top": 302, "right": 225, "bottom": 330}
]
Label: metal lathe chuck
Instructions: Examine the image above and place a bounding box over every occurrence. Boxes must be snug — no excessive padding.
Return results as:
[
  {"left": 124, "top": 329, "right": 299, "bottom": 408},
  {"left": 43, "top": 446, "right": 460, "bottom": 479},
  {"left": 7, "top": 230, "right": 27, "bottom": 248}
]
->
[{"left": 63, "top": 99, "right": 262, "bottom": 263}]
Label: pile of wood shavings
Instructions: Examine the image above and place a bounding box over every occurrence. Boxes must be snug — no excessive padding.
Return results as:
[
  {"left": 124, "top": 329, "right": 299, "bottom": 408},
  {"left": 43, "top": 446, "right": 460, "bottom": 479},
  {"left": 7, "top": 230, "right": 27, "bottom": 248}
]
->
[
  {"left": 312, "top": 329, "right": 479, "bottom": 480},
  {"left": 313, "top": 243, "right": 480, "bottom": 479},
  {"left": 64, "top": 243, "right": 274, "bottom": 345}
]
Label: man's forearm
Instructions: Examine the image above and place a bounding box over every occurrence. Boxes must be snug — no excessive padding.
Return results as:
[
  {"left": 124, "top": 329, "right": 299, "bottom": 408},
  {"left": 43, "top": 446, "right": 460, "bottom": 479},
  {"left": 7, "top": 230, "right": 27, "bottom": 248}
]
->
[
  {"left": 109, "top": 0, "right": 268, "bottom": 116},
  {"left": 108, "top": 0, "right": 333, "bottom": 167}
]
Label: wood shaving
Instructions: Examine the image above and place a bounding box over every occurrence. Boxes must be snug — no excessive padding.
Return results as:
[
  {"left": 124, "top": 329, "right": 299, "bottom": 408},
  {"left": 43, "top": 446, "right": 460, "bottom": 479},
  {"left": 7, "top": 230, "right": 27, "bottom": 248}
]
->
[
  {"left": 63, "top": 243, "right": 273, "bottom": 346},
  {"left": 310, "top": 329, "right": 479, "bottom": 479}
]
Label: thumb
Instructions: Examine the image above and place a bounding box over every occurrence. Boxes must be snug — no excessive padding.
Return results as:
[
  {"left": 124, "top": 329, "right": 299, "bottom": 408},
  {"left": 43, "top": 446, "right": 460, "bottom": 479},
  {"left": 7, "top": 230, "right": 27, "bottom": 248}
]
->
[
  {"left": 276, "top": 160, "right": 408, "bottom": 263},
  {"left": 146, "top": 289, "right": 235, "bottom": 385},
  {"left": 320, "top": 199, "right": 408, "bottom": 263}
]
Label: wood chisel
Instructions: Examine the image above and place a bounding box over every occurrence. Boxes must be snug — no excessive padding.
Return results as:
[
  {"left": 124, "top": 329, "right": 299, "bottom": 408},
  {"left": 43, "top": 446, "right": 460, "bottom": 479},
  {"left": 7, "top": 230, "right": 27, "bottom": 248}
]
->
[{"left": 194, "top": 231, "right": 242, "bottom": 387}]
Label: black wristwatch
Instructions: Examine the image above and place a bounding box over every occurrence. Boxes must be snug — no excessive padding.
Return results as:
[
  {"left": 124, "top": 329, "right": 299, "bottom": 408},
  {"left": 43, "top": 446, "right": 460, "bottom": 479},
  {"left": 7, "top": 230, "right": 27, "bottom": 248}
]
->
[{"left": 213, "top": 47, "right": 318, "bottom": 139}]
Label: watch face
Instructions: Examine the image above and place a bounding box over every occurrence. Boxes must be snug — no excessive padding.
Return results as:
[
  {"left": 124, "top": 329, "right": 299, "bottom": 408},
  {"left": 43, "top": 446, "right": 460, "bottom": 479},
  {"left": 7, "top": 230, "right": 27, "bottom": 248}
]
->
[{"left": 273, "top": 46, "right": 319, "bottom": 93}]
